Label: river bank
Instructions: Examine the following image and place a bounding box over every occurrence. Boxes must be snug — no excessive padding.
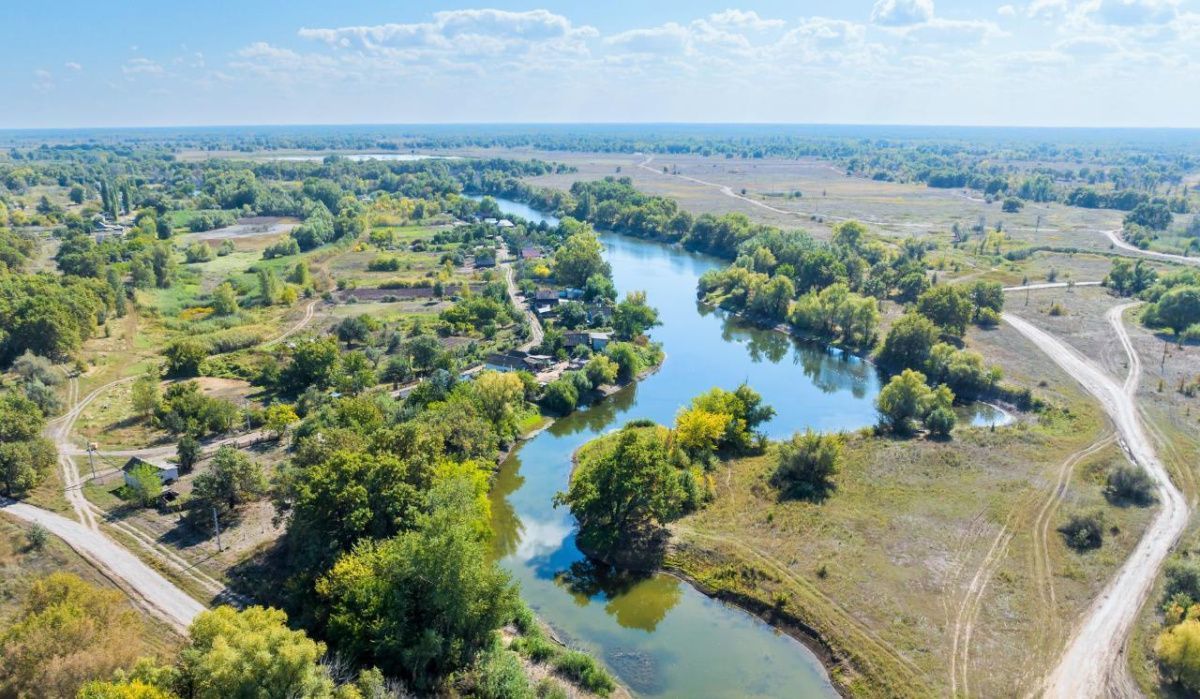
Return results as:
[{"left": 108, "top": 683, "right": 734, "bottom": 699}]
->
[{"left": 486, "top": 196, "right": 872, "bottom": 697}]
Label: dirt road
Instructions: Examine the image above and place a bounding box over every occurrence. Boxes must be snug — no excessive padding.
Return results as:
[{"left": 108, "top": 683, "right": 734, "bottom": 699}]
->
[
  {"left": 1104, "top": 228, "right": 1200, "bottom": 268},
  {"left": 503, "top": 259, "right": 543, "bottom": 351},
  {"left": 0, "top": 498, "right": 204, "bottom": 632},
  {"left": 263, "top": 298, "right": 319, "bottom": 347},
  {"left": 1004, "top": 306, "right": 1189, "bottom": 697},
  {"left": 1001, "top": 281, "right": 1102, "bottom": 292}
]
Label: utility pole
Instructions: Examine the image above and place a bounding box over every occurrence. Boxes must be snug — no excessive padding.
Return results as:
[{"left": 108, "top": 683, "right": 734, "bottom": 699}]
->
[
  {"left": 212, "top": 506, "right": 223, "bottom": 552},
  {"left": 86, "top": 442, "right": 98, "bottom": 481}
]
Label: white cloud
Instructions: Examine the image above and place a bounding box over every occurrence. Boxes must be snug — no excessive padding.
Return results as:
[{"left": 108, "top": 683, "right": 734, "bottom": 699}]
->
[
  {"left": 1027, "top": 0, "right": 1071, "bottom": 18},
  {"left": 605, "top": 23, "right": 691, "bottom": 54},
  {"left": 706, "top": 9, "right": 787, "bottom": 31},
  {"left": 997, "top": 4, "right": 1017, "bottom": 16},
  {"left": 1086, "top": 0, "right": 1179, "bottom": 25},
  {"left": 1054, "top": 34, "right": 1125, "bottom": 54},
  {"left": 870, "top": 0, "right": 936, "bottom": 26},
  {"left": 122, "top": 58, "right": 164, "bottom": 76},
  {"left": 32, "top": 69, "right": 54, "bottom": 93},
  {"left": 902, "top": 17, "right": 1007, "bottom": 42},
  {"left": 64, "top": 61, "right": 83, "bottom": 71}
]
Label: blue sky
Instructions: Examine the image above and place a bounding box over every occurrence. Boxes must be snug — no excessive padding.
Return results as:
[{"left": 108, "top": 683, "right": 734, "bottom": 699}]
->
[{"left": 4, "top": 0, "right": 1198, "bottom": 128}]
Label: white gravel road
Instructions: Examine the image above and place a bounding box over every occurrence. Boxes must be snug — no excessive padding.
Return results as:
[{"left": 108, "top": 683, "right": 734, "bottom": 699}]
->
[{"left": 1004, "top": 306, "right": 1189, "bottom": 697}]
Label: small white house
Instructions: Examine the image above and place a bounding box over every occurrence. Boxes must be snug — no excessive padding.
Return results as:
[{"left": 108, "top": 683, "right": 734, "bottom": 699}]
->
[{"left": 122, "top": 457, "right": 178, "bottom": 488}]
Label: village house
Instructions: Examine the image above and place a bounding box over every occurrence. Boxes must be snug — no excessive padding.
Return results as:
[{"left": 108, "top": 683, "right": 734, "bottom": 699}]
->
[
  {"left": 485, "top": 350, "right": 555, "bottom": 373},
  {"left": 122, "top": 456, "right": 178, "bottom": 488}
]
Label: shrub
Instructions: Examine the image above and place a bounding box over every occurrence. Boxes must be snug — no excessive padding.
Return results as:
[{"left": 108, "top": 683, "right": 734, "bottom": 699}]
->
[
  {"left": 263, "top": 238, "right": 301, "bottom": 259},
  {"left": 1165, "top": 559, "right": 1200, "bottom": 605},
  {"left": 184, "top": 243, "right": 214, "bottom": 263},
  {"left": 1105, "top": 464, "right": 1155, "bottom": 506},
  {"left": 771, "top": 430, "right": 842, "bottom": 500},
  {"left": 551, "top": 650, "right": 615, "bottom": 696},
  {"left": 1156, "top": 619, "right": 1200, "bottom": 692},
  {"left": 367, "top": 255, "right": 402, "bottom": 272},
  {"left": 25, "top": 524, "right": 48, "bottom": 551},
  {"left": 475, "top": 649, "right": 532, "bottom": 699},
  {"left": 1058, "top": 510, "right": 1105, "bottom": 550},
  {"left": 925, "top": 406, "right": 957, "bottom": 438}
]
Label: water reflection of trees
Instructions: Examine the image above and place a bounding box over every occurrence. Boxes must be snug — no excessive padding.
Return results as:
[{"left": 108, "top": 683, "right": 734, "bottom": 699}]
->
[
  {"left": 547, "top": 382, "right": 639, "bottom": 438},
  {"left": 489, "top": 456, "right": 526, "bottom": 560},
  {"left": 554, "top": 558, "right": 682, "bottom": 633},
  {"left": 712, "top": 310, "right": 880, "bottom": 397}
]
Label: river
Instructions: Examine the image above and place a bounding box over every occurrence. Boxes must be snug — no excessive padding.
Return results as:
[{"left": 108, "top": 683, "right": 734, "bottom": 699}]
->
[{"left": 484, "top": 197, "right": 881, "bottom": 697}]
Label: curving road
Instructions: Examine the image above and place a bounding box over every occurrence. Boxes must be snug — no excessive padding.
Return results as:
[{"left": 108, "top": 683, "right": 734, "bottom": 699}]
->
[
  {"left": 1004, "top": 306, "right": 1189, "bottom": 697},
  {"left": 0, "top": 498, "right": 204, "bottom": 632},
  {"left": 1103, "top": 228, "right": 1200, "bottom": 268}
]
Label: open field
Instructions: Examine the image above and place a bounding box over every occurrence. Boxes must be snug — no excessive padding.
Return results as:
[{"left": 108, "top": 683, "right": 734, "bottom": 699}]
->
[
  {"left": 453, "top": 148, "right": 1130, "bottom": 252},
  {"left": 666, "top": 312, "right": 1158, "bottom": 697}
]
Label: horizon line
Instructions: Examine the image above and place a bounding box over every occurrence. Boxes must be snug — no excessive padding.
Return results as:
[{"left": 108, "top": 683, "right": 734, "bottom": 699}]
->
[{"left": 2, "top": 120, "right": 1200, "bottom": 134}]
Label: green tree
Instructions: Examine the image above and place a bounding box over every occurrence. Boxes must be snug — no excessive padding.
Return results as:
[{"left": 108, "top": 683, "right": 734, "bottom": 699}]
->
[
  {"left": 177, "top": 434, "right": 200, "bottom": 475},
  {"left": 916, "top": 285, "right": 974, "bottom": 336},
  {"left": 179, "top": 606, "right": 340, "bottom": 699},
  {"left": 604, "top": 342, "right": 642, "bottom": 383},
  {"left": 583, "top": 355, "right": 619, "bottom": 387},
  {"left": 275, "top": 450, "right": 432, "bottom": 578},
  {"left": 0, "top": 573, "right": 146, "bottom": 698},
  {"left": 279, "top": 337, "right": 340, "bottom": 394},
  {"left": 541, "top": 377, "right": 579, "bottom": 414},
  {"left": 772, "top": 430, "right": 843, "bottom": 500},
  {"left": 150, "top": 243, "right": 176, "bottom": 288},
  {"left": 0, "top": 393, "right": 56, "bottom": 497},
  {"left": 264, "top": 403, "right": 299, "bottom": 439},
  {"left": 831, "top": 220, "right": 867, "bottom": 250},
  {"left": 317, "top": 481, "right": 517, "bottom": 690},
  {"left": 611, "top": 291, "right": 660, "bottom": 340},
  {"left": 211, "top": 282, "right": 238, "bottom": 316},
  {"left": 1158, "top": 619, "right": 1200, "bottom": 692},
  {"left": 554, "top": 427, "right": 686, "bottom": 552},
  {"left": 131, "top": 373, "right": 160, "bottom": 417},
  {"left": 257, "top": 267, "right": 280, "bottom": 305},
  {"left": 1151, "top": 286, "right": 1200, "bottom": 336},
  {"left": 127, "top": 463, "right": 163, "bottom": 508},
  {"left": 473, "top": 371, "right": 526, "bottom": 434},
  {"left": 875, "top": 368, "right": 950, "bottom": 435},
  {"left": 876, "top": 313, "right": 938, "bottom": 372},
  {"left": 749, "top": 275, "right": 794, "bottom": 320},
  {"left": 1125, "top": 199, "right": 1172, "bottom": 230},
  {"left": 192, "top": 446, "right": 266, "bottom": 513},
  {"left": 288, "top": 260, "right": 312, "bottom": 287},
  {"left": 163, "top": 339, "right": 206, "bottom": 377},
  {"left": 553, "top": 229, "right": 609, "bottom": 287}
]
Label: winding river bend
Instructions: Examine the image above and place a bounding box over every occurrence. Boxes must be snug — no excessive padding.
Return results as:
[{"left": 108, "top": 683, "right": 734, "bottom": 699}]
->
[{"left": 485, "top": 198, "right": 881, "bottom": 697}]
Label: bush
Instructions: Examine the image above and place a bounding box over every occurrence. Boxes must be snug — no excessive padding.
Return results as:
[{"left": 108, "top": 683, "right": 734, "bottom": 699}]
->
[
  {"left": 1105, "top": 464, "right": 1155, "bottom": 506},
  {"left": 25, "top": 524, "right": 48, "bottom": 551},
  {"left": 184, "top": 243, "right": 214, "bottom": 263},
  {"left": 771, "top": 430, "right": 842, "bottom": 500},
  {"left": 475, "top": 649, "right": 533, "bottom": 699},
  {"left": 551, "top": 650, "right": 615, "bottom": 696},
  {"left": 1157, "top": 619, "right": 1200, "bottom": 692},
  {"left": 925, "top": 406, "right": 956, "bottom": 438},
  {"left": 1058, "top": 510, "right": 1105, "bottom": 550},
  {"left": 263, "top": 238, "right": 301, "bottom": 259},
  {"left": 367, "top": 255, "right": 402, "bottom": 272},
  {"left": 1165, "top": 559, "right": 1200, "bottom": 604}
]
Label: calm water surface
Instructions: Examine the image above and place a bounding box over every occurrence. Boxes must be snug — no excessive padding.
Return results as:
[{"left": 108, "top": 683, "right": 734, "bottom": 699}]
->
[{"left": 487, "top": 198, "right": 880, "bottom": 697}]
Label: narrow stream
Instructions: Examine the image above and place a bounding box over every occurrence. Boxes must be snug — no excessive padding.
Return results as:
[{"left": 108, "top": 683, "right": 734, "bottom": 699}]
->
[{"left": 485, "top": 197, "right": 881, "bottom": 697}]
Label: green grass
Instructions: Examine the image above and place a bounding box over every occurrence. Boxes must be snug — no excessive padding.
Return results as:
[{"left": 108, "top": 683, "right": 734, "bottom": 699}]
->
[{"left": 666, "top": 394, "right": 1152, "bottom": 697}]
